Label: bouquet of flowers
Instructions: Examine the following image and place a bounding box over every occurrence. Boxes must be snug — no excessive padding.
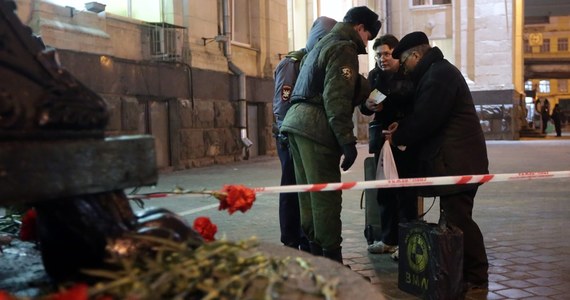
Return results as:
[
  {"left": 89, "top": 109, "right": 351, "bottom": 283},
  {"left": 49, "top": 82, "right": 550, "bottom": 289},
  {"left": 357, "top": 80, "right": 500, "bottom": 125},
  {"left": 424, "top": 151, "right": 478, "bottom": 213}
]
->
[{"left": 0, "top": 185, "right": 339, "bottom": 300}]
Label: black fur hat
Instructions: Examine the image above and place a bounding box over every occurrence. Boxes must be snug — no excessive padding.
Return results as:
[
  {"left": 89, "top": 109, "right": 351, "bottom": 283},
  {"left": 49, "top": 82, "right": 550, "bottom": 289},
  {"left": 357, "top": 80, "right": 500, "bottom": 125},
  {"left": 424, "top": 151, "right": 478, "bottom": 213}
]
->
[
  {"left": 391, "top": 31, "right": 429, "bottom": 59},
  {"left": 343, "top": 6, "right": 382, "bottom": 40}
]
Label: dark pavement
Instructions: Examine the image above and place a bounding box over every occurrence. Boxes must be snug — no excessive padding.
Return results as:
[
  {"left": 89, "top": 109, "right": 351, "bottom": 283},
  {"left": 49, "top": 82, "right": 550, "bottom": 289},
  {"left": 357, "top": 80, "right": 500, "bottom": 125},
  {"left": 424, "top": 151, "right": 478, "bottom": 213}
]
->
[{"left": 131, "top": 132, "right": 570, "bottom": 299}]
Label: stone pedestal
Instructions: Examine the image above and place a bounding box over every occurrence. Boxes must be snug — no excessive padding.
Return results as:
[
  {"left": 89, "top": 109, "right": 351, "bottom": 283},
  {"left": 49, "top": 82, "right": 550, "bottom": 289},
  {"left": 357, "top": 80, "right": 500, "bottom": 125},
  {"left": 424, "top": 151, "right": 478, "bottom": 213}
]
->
[{"left": 0, "top": 135, "right": 157, "bottom": 204}]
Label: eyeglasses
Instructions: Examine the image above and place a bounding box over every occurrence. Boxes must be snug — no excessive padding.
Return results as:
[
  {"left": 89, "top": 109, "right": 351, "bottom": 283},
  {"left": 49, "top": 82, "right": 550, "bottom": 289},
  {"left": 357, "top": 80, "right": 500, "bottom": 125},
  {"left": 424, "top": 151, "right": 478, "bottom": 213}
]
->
[
  {"left": 399, "top": 52, "right": 412, "bottom": 69},
  {"left": 374, "top": 52, "right": 392, "bottom": 60}
]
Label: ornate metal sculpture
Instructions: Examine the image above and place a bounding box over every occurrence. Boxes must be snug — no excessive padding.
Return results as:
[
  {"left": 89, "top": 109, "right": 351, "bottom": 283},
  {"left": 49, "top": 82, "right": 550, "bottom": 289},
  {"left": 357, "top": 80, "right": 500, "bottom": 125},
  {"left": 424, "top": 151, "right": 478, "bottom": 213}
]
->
[{"left": 0, "top": 0, "right": 202, "bottom": 283}]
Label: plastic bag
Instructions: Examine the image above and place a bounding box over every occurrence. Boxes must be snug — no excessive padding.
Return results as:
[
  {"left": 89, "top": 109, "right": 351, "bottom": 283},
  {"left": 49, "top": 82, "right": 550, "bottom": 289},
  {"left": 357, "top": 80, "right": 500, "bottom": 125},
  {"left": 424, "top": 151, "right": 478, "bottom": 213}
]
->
[{"left": 376, "top": 140, "right": 399, "bottom": 180}]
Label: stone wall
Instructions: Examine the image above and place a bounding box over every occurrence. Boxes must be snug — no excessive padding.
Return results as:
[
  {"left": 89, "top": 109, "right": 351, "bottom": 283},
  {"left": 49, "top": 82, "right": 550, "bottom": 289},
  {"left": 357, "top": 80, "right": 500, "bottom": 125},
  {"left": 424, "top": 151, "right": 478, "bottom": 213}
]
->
[
  {"left": 57, "top": 50, "right": 275, "bottom": 171},
  {"left": 14, "top": 0, "right": 285, "bottom": 170}
]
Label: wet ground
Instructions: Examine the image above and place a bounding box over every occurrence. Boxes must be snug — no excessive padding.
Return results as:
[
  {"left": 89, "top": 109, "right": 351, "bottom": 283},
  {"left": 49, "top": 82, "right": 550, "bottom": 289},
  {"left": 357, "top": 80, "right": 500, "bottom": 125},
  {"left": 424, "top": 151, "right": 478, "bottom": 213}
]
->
[
  {"left": 0, "top": 238, "right": 50, "bottom": 297},
  {"left": 2, "top": 133, "right": 570, "bottom": 299}
]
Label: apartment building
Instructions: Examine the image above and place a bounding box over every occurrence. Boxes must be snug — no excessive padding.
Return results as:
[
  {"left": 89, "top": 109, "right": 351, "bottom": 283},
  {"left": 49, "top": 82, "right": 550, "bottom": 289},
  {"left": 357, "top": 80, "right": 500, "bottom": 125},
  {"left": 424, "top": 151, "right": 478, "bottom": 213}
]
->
[{"left": 524, "top": 14, "right": 570, "bottom": 129}]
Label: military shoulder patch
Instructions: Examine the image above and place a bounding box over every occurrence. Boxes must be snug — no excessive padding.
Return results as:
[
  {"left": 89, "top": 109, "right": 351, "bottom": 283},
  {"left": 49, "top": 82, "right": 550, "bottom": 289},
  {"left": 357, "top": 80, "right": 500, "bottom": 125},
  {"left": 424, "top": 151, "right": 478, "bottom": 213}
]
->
[
  {"left": 340, "top": 66, "right": 353, "bottom": 80},
  {"left": 281, "top": 85, "right": 292, "bottom": 101}
]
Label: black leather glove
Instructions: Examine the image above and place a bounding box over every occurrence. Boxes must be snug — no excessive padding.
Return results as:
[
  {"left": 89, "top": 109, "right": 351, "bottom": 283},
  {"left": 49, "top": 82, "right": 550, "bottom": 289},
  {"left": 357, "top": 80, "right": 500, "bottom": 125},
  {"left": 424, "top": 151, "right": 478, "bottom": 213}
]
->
[
  {"left": 277, "top": 133, "right": 289, "bottom": 147},
  {"left": 340, "top": 142, "right": 357, "bottom": 171}
]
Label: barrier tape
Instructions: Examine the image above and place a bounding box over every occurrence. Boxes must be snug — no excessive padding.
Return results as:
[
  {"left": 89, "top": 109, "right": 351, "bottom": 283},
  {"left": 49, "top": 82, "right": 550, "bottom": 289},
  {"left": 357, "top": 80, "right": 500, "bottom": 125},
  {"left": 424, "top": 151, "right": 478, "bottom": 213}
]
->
[
  {"left": 129, "top": 171, "right": 570, "bottom": 199},
  {"left": 252, "top": 171, "right": 570, "bottom": 194}
]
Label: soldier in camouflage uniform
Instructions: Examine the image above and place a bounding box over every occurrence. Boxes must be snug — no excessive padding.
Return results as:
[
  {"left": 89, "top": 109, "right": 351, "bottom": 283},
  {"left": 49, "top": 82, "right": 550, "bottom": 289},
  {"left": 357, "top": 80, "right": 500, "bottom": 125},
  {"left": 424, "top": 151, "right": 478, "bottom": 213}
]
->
[{"left": 280, "top": 6, "right": 381, "bottom": 264}]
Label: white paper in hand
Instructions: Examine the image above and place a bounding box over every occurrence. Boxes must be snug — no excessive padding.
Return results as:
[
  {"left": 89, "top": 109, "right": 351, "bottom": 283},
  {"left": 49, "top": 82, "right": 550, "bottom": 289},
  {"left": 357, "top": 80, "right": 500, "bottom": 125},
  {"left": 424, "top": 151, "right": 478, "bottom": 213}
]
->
[
  {"left": 375, "top": 140, "right": 399, "bottom": 180},
  {"left": 369, "top": 89, "right": 387, "bottom": 104}
]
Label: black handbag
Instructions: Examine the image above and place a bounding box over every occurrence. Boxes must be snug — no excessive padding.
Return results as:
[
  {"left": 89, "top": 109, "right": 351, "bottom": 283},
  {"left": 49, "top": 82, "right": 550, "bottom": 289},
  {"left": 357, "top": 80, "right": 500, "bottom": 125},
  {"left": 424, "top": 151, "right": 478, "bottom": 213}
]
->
[{"left": 398, "top": 212, "right": 464, "bottom": 299}]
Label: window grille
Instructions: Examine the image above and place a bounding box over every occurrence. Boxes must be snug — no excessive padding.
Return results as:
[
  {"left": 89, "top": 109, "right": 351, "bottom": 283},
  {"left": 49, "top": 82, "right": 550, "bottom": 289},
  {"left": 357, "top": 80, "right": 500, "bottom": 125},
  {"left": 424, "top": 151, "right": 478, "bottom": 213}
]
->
[
  {"left": 146, "top": 22, "right": 188, "bottom": 62},
  {"left": 558, "top": 38, "right": 568, "bottom": 52},
  {"left": 540, "top": 38, "right": 550, "bottom": 53}
]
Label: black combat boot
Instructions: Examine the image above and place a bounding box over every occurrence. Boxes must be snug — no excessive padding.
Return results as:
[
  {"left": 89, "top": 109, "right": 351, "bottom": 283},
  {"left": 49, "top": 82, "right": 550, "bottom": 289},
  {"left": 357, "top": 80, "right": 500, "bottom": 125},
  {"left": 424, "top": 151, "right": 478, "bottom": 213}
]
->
[
  {"left": 309, "top": 241, "right": 323, "bottom": 256},
  {"left": 322, "top": 247, "right": 343, "bottom": 264}
]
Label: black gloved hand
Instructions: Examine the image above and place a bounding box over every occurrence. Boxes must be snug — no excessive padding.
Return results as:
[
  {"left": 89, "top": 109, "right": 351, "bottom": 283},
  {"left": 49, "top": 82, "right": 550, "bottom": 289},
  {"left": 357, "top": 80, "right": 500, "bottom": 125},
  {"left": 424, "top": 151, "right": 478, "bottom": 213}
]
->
[
  {"left": 340, "top": 142, "right": 357, "bottom": 171},
  {"left": 277, "top": 133, "right": 289, "bottom": 147}
]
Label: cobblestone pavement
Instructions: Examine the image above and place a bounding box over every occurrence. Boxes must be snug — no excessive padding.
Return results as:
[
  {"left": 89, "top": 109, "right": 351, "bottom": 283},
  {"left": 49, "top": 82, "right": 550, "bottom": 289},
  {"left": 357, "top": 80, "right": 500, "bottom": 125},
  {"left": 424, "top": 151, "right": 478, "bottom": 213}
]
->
[
  {"left": 2, "top": 135, "right": 569, "bottom": 299},
  {"left": 136, "top": 135, "right": 570, "bottom": 300}
]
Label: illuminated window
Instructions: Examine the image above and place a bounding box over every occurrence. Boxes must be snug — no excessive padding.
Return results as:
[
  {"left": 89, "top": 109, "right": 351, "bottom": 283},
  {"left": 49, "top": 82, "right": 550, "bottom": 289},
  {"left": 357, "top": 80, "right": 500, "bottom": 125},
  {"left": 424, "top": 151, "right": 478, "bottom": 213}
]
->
[
  {"left": 558, "top": 38, "right": 568, "bottom": 52},
  {"left": 525, "top": 80, "right": 533, "bottom": 91},
  {"left": 412, "top": 0, "right": 451, "bottom": 6},
  {"left": 539, "top": 80, "right": 550, "bottom": 93},
  {"left": 540, "top": 38, "right": 550, "bottom": 53},
  {"left": 231, "top": 0, "right": 251, "bottom": 45}
]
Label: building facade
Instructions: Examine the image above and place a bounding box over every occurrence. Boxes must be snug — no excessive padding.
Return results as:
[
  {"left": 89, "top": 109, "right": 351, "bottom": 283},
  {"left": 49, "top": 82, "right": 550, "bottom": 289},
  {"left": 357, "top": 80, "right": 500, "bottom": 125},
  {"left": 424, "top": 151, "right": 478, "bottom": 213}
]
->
[
  {"left": 14, "top": 0, "right": 535, "bottom": 170},
  {"left": 288, "top": 0, "right": 526, "bottom": 141},
  {"left": 14, "top": 0, "right": 289, "bottom": 170},
  {"left": 523, "top": 15, "right": 570, "bottom": 130}
]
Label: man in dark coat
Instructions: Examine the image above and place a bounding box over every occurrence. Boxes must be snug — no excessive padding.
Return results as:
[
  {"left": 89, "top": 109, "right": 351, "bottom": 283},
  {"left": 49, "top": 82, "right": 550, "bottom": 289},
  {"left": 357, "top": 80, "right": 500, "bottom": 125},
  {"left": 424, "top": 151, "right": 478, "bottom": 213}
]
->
[
  {"left": 541, "top": 98, "right": 551, "bottom": 134},
  {"left": 387, "top": 31, "right": 490, "bottom": 289},
  {"left": 281, "top": 6, "right": 381, "bottom": 264},
  {"left": 551, "top": 103, "right": 562, "bottom": 137}
]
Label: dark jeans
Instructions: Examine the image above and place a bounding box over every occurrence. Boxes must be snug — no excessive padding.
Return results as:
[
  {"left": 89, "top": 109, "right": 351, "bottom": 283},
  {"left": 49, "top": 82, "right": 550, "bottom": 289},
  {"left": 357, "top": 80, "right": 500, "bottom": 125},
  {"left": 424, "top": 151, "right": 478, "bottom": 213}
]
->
[
  {"left": 276, "top": 138, "right": 309, "bottom": 251},
  {"left": 440, "top": 188, "right": 489, "bottom": 284},
  {"left": 542, "top": 115, "right": 550, "bottom": 133},
  {"left": 554, "top": 119, "right": 562, "bottom": 136},
  {"left": 376, "top": 187, "right": 418, "bottom": 245}
]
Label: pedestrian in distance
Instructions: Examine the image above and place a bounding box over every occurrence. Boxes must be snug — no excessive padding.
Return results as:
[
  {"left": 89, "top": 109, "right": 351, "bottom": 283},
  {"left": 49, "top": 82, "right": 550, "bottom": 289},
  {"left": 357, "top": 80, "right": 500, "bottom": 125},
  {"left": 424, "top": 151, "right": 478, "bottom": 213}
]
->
[
  {"left": 280, "top": 6, "right": 381, "bottom": 264},
  {"left": 551, "top": 103, "right": 562, "bottom": 137},
  {"left": 541, "top": 98, "right": 551, "bottom": 134},
  {"left": 386, "top": 31, "right": 490, "bottom": 290},
  {"left": 272, "top": 16, "right": 337, "bottom": 252},
  {"left": 359, "top": 34, "right": 418, "bottom": 256}
]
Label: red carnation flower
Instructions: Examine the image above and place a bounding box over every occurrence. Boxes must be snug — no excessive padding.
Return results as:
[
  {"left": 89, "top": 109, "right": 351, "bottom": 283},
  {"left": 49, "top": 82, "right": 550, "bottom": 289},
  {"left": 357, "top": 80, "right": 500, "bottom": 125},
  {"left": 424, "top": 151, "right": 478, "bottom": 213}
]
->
[
  {"left": 192, "top": 217, "right": 217, "bottom": 242},
  {"left": 19, "top": 208, "right": 38, "bottom": 242},
  {"left": 0, "top": 290, "right": 15, "bottom": 300},
  {"left": 47, "top": 283, "right": 88, "bottom": 300},
  {"left": 215, "top": 185, "right": 256, "bottom": 215}
]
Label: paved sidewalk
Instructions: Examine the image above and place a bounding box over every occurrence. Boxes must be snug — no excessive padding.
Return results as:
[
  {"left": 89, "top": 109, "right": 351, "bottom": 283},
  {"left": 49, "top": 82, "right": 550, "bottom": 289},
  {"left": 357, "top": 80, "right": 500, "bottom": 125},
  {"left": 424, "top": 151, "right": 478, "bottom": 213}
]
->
[
  {"left": 2, "top": 137, "right": 569, "bottom": 299},
  {"left": 144, "top": 137, "right": 570, "bottom": 299},
  {"left": 344, "top": 138, "right": 570, "bottom": 299}
]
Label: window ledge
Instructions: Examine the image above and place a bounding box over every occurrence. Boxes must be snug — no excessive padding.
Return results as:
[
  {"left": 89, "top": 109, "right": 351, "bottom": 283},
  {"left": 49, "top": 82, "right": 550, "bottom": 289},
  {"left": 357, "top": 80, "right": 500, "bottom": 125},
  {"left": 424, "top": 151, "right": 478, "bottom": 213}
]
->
[
  {"left": 410, "top": 5, "right": 451, "bottom": 11},
  {"left": 231, "top": 41, "right": 260, "bottom": 52}
]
